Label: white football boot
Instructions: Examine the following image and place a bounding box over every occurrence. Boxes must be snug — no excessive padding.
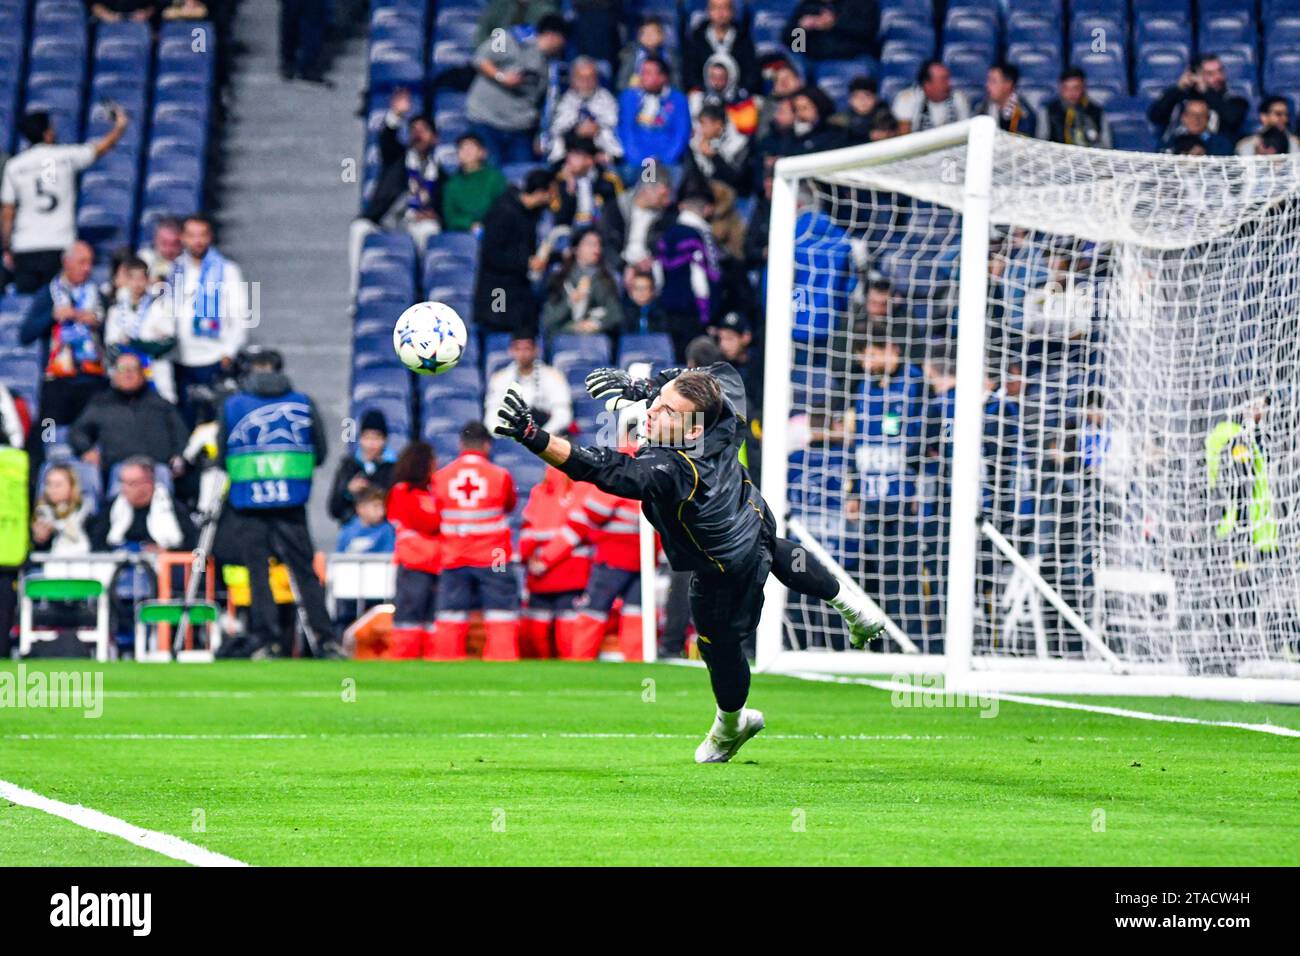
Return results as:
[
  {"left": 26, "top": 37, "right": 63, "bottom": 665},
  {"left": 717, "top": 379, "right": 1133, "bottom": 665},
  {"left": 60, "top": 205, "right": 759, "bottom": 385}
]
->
[{"left": 694, "top": 708, "right": 765, "bottom": 764}]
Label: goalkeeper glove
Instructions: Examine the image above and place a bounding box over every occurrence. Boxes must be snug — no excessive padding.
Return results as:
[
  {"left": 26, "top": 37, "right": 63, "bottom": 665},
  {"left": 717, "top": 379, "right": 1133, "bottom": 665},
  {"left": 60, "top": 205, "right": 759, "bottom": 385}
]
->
[
  {"left": 493, "top": 383, "right": 550, "bottom": 453},
  {"left": 584, "top": 367, "right": 685, "bottom": 412}
]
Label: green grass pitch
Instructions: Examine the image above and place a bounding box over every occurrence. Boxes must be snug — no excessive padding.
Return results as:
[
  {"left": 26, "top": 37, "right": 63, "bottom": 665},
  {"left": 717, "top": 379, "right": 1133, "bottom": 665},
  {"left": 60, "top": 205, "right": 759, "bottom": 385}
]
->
[{"left": 1, "top": 660, "right": 1297, "bottom": 866}]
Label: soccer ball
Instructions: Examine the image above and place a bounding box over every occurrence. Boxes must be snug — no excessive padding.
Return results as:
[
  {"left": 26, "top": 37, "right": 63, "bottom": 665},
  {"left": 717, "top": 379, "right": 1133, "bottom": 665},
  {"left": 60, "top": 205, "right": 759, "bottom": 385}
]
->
[{"left": 393, "top": 301, "right": 468, "bottom": 375}]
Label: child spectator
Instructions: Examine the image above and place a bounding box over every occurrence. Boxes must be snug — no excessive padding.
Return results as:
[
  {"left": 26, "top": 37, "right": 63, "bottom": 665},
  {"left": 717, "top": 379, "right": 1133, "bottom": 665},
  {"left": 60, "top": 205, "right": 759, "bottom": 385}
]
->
[
  {"left": 385, "top": 441, "right": 441, "bottom": 659},
  {"left": 621, "top": 269, "right": 669, "bottom": 335},
  {"left": 328, "top": 409, "right": 397, "bottom": 525},
  {"left": 31, "top": 463, "right": 93, "bottom": 556},
  {"left": 103, "top": 255, "right": 178, "bottom": 402},
  {"left": 755, "top": 54, "right": 805, "bottom": 139},
  {"left": 542, "top": 228, "right": 622, "bottom": 336},
  {"left": 689, "top": 53, "right": 759, "bottom": 139},
  {"left": 442, "top": 133, "right": 508, "bottom": 233},
  {"left": 835, "top": 76, "right": 893, "bottom": 144},
  {"left": 616, "top": 16, "right": 674, "bottom": 91},
  {"left": 337, "top": 487, "right": 396, "bottom": 554}
]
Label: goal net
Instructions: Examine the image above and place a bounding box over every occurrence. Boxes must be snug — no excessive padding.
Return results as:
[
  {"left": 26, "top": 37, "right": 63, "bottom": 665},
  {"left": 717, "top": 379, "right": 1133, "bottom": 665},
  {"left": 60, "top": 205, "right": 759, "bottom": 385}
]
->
[{"left": 758, "top": 117, "right": 1300, "bottom": 701}]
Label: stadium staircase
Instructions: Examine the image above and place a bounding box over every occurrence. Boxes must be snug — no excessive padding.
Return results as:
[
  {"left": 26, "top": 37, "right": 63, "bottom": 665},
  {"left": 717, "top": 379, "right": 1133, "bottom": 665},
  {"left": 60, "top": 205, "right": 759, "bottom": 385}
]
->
[{"left": 215, "top": 2, "right": 368, "bottom": 547}]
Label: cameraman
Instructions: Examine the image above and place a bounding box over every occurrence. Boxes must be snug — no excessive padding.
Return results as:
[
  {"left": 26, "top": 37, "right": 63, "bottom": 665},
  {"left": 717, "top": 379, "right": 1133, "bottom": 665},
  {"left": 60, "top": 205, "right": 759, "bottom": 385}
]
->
[{"left": 215, "top": 347, "right": 341, "bottom": 659}]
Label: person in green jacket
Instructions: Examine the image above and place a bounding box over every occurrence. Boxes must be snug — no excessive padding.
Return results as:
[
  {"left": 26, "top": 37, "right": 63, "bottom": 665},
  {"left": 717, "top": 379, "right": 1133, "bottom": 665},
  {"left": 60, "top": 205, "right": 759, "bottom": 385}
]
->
[
  {"left": 1205, "top": 396, "right": 1279, "bottom": 568},
  {"left": 441, "top": 133, "right": 509, "bottom": 233}
]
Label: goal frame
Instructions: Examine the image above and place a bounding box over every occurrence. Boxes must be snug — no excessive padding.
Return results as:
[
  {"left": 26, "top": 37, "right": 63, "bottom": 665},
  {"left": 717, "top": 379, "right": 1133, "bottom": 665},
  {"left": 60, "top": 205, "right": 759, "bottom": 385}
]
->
[{"left": 755, "top": 115, "right": 1300, "bottom": 704}]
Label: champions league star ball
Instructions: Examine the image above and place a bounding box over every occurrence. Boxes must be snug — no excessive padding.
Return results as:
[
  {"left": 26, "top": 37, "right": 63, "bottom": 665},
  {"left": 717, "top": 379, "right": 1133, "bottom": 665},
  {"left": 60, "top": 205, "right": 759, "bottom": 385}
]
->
[{"left": 393, "top": 301, "right": 468, "bottom": 375}]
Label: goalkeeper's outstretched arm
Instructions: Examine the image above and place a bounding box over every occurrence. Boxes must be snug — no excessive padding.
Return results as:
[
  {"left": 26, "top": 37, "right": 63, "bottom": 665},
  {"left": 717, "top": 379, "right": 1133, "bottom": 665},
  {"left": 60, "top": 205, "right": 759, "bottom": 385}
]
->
[{"left": 493, "top": 380, "right": 693, "bottom": 503}]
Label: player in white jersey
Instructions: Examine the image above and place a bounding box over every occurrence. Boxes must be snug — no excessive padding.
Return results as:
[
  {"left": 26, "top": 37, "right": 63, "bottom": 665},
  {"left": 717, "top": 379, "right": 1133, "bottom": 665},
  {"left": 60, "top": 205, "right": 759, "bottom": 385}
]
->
[{"left": 1, "top": 108, "right": 129, "bottom": 293}]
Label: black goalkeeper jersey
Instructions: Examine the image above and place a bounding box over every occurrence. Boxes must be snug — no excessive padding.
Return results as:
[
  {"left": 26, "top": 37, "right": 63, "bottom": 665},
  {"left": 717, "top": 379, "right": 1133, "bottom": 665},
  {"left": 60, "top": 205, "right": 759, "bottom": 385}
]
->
[{"left": 557, "top": 362, "right": 769, "bottom": 575}]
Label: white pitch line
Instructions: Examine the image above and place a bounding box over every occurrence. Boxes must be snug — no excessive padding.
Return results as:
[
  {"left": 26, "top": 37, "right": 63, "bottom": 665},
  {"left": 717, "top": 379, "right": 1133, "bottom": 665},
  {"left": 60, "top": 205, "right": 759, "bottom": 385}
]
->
[
  {"left": 787, "top": 672, "right": 1300, "bottom": 739},
  {"left": 0, "top": 778, "right": 249, "bottom": 867},
  {"left": 2, "top": 731, "right": 1116, "bottom": 742}
]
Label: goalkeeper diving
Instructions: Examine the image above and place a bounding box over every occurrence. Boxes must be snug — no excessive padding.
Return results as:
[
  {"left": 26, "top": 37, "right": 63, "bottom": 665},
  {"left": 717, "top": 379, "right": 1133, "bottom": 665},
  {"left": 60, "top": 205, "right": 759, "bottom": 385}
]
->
[{"left": 494, "top": 361, "right": 884, "bottom": 763}]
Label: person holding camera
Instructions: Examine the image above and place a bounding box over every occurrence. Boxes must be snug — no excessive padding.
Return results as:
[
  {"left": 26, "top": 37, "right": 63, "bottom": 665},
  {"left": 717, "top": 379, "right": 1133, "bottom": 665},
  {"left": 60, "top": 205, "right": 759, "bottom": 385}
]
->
[{"left": 1148, "top": 54, "right": 1249, "bottom": 145}]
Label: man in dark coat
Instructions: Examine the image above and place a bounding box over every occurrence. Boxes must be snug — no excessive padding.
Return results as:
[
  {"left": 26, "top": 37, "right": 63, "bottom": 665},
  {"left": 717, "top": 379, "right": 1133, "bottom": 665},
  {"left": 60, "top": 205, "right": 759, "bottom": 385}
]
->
[
  {"left": 69, "top": 352, "right": 188, "bottom": 491},
  {"left": 473, "top": 168, "right": 557, "bottom": 338}
]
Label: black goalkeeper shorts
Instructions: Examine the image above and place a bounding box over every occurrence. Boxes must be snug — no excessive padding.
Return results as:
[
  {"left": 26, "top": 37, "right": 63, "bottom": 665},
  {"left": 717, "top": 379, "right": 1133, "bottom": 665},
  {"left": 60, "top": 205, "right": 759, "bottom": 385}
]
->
[{"left": 687, "top": 504, "right": 776, "bottom": 646}]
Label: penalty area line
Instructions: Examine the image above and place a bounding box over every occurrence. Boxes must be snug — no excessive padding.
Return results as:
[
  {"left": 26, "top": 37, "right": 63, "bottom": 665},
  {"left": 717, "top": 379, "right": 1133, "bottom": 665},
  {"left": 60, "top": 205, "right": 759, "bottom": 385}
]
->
[
  {"left": 0, "top": 778, "right": 249, "bottom": 867},
  {"left": 787, "top": 672, "right": 1300, "bottom": 738}
]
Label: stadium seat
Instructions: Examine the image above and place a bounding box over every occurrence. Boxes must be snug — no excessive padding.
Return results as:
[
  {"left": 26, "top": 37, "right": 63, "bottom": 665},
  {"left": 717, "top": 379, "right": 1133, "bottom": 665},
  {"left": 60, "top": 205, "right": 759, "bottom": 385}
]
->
[
  {"left": 1007, "top": 45, "right": 1060, "bottom": 86},
  {"left": 353, "top": 364, "right": 412, "bottom": 399},
  {"left": 1263, "top": 51, "right": 1300, "bottom": 95},
  {"left": 354, "top": 396, "right": 412, "bottom": 439},
  {"left": 880, "top": 13, "right": 934, "bottom": 55},
  {"left": 942, "top": 44, "right": 993, "bottom": 91},
  {"left": 549, "top": 334, "right": 611, "bottom": 374},
  {"left": 419, "top": 364, "right": 484, "bottom": 403},
  {"left": 613, "top": 332, "right": 670, "bottom": 369},
  {"left": 369, "top": 38, "right": 424, "bottom": 88}
]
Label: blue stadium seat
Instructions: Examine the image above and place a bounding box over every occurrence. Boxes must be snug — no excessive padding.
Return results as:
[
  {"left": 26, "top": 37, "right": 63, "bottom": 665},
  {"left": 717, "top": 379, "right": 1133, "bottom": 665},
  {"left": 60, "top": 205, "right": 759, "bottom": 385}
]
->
[
  {"left": 1134, "top": 14, "right": 1192, "bottom": 49},
  {"left": 419, "top": 364, "right": 484, "bottom": 403},
  {"left": 353, "top": 396, "right": 412, "bottom": 439},
  {"left": 425, "top": 230, "right": 479, "bottom": 259},
  {"left": 943, "top": 43, "right": 993, "bottom": 91},
  {"left": 1130, "top": 0, "right": 1188, "bottom": 19},
  {"left": 369, "top": 40, "right": 424, "bottom": 90},
  {"left": 1266, "top": 17, "right": 1300, "bottom": 52},
  {"left": 353, "top": 364, "right": 411, "bottom": 397},
  {"left": 880, "top": 13, "right": 934, "bottom": 54},
  {"left": 1006, "top": 12, "right": 1060, "bottom": 48},
  {"left": 352, "top": 335, "right": 397, "bottom": 369},
  {"left": 1007, "top": 44, "right": 1060, "bottom": 85},
  {"left": 1136, "top": 44, "right": 1190, "bottom": 98},
  {"left": 811, "top": 59, "right": 873, "bottom": 107},
  {"left": 617, "top": 333, "right": 674, "bottom": 368},
  {"left": 1201, "top": 19, "right": 1254, "bottom": 54},
  {"left": 549, "top": 334, "right": 611, "bottom": 373},
  {"left": 1070, "top": 49, "right": 1127, "bottom": 96},
  {"left": 1216, "top": 46, "right": 1257, "bottom": 101},
  {"left": 420, "top": 397, "right": 484, "bottom": 443},
  {"left": 572, "top": 396, "right": 605, "bottom": 433},
  {"left": 751, "top": 9, "right": 787, "bottom": 49},
  {"left": 427, "top": 430, "right": 462, "bottom": 465},
  {"left": 1264, "top": 51, "right": 1300, "bottom": 94},
  {"left": 1107, "top": 115, "right": 1159, "bottom": 151}
]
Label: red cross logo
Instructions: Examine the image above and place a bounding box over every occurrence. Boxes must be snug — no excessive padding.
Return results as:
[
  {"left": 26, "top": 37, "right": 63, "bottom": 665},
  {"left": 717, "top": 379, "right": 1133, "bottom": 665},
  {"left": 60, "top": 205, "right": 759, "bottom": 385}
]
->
[{"left": 451, "top": 469, "right": 486, "bottom": 508}]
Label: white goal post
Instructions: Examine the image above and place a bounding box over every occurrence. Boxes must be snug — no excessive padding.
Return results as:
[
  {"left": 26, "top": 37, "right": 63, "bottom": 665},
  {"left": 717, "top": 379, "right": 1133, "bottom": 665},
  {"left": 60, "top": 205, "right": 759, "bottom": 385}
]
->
[{"left": 757, "top": 115, "right": 1300, "bottom": 703}]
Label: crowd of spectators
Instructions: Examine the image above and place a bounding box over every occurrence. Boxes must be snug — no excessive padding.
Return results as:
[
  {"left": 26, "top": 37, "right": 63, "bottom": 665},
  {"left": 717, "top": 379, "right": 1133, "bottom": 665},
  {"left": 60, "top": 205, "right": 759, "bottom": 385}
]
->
[{"left": 347, "top": 0, "right": 1300, "bottom": 655}]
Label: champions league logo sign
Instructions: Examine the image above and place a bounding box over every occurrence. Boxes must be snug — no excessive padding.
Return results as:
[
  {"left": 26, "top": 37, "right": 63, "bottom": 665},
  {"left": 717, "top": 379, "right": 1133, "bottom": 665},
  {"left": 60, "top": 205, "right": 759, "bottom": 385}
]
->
[{"left": 227, "top": 402, "right": 314, "bottom": 450}]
